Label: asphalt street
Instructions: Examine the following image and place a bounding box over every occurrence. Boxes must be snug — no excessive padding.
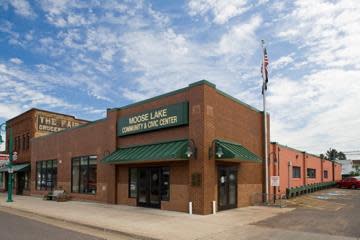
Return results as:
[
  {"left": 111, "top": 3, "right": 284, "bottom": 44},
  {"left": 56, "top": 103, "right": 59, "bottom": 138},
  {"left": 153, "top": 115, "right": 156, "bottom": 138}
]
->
[
  {"left": 254, "top": 188, "right": 360, "bottom": 238},
  {"left": 0, "top": 211, "right": 104, "bottom": 240}
]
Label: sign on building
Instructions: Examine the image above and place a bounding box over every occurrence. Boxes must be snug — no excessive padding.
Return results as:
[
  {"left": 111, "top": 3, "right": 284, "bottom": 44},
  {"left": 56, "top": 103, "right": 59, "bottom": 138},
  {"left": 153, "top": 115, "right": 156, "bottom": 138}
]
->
[
  {"left": 37, "top": 115, "right": 81, "bottom": 133},
  {"left": 271, "top": 176, "right": 280, "bottom": 187},
  {"left": 117, "top": 102, "right": 189, "bottom": 136}
]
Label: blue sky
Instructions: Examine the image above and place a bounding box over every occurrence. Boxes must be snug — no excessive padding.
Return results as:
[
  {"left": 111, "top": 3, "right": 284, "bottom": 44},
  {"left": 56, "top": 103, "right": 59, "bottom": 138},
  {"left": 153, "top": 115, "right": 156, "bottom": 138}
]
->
[{"left": 1, "top": 0, "right": 360, "bottom": 156}]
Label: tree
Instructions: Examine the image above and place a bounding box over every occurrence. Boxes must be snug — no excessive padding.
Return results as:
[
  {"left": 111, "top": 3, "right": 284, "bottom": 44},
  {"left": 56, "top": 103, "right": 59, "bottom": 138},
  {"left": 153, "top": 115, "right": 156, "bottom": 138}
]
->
[
  {"left": 322, "top": 148, "right": 347, "bottom": 161},
  {"left": 350, "top": 166, "right": 360, "bottom": 176}
]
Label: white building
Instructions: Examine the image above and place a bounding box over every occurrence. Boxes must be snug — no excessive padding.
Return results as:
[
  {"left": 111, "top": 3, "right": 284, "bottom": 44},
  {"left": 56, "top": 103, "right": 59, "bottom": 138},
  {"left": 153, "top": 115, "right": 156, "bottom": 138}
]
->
[{"left": 336, "top": 159, "right": 353, "bottom": 175}]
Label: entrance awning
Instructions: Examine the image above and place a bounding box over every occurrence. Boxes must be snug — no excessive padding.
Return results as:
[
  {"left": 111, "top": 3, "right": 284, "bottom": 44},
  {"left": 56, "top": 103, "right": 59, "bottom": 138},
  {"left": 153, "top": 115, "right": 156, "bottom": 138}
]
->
[
  {"left": 102, "top": 139, "right": 189, "bottom": 164},
  {"left": 0, "top": 163, "right": 30, "bottom": 172},
  {"left": 215, "top": 140, "right": 262, "bottom": 162}
]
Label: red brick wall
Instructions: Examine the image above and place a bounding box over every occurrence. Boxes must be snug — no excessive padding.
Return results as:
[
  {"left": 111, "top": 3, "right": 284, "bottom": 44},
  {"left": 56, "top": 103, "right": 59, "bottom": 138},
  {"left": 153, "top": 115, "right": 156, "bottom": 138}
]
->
[
  {"left": 334, "top": 163, "right": 342, "bottom": 181},
  {"left": 269, "top": 144, "right": 305, "bottom": 196},
  {"left": 31, "top": 116, "right": 117, "bottom": 203},
  {"left": 322, "top": 159, "right": 334, "bottom": 182},
  {"left": 270, "top": 143, "right": 342, "bottom": 195},
  {"left": 207, "top": 87, "right": 265, "bottom": 211},
  {"left": 305, "top": 154, "right": 322, "bottom": 184}
]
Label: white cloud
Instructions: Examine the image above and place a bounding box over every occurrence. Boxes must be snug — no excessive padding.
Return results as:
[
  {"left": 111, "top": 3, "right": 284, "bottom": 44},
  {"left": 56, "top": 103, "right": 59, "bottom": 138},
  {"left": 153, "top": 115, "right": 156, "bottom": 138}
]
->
[
  {"left": 9, "top": 58, "right": 23, "bottom": 65},
  {"left": 0, "top": 62, "right": 103, "bottom": 120},
  {"left": 266, "top": 0, "right": 360, "bottom": 153},
  {"left": 217, "top": 15, "right": 262, "bottom": 56},
  {"left": 271, "top": 55, "right": 294, "bottom": 70},
  {"left": 188, "top": 0, "right": 250, "bottom": 24},
  {"left": 6, "top": 0, "right": 36, "bottom": 18}
]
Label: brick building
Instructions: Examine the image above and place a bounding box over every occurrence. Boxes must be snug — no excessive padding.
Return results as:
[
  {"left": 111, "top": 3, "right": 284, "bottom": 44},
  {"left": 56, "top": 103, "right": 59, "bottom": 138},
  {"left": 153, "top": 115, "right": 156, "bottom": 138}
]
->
[
  {"left": 0, "top": 109, "right": 88, "bottom": 195},
  {"left": 269, "top": 142, "right": 342, "bottom": 196},
  {"left": 31, "top": 81, "right": 267, "bottom": 214},
  {"left": 1, "top": 80, "right": 343, "bottom": 215}
]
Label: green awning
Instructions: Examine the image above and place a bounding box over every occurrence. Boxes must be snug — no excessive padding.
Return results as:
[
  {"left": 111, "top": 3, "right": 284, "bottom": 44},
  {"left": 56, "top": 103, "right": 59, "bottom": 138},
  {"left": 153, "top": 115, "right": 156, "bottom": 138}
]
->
[
  {"left": 102, "top": 139, "right": 189, "bottom": 164},
  {"left": 215, "top": 140, "right": 262, "bottom": 162},
  {"left": 0, "top": 163, "right": 30, "bottom": 172}
]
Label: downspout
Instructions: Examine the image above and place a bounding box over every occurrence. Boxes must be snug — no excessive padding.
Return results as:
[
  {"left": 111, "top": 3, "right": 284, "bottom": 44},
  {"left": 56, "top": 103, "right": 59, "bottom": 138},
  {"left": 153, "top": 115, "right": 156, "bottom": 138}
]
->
[
  {"left": 277, "top": 146, "right": 280, "bottom": 193},
  {"left": 303, "top": 152, "right": 307, "bottom": 186}
]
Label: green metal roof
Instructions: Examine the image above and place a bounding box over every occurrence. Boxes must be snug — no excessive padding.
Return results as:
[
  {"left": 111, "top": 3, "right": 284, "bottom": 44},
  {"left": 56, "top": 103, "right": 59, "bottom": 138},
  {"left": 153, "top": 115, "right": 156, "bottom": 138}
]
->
[
  {"left": 102, "top": 139, "right": 189, "bottom": 164},
  {"left": 0, "top": 163, "right": 30, "bottom": 172},
  {"left": 216, "top": 140, "right": 262, "bottom": 162}
]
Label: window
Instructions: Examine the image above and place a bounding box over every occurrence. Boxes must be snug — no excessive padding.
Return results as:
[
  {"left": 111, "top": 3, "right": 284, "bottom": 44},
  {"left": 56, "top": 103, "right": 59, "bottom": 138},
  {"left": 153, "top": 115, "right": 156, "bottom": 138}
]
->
[
  {"left": 129, "top": 168, "right": 137, "bottom": 198},
  {"left": 17, "top": 136, "right": 21, "bottom": 152},
  {"left": 292, "top": 166, "right": 301, "bottom": 178},
  {"left": 0, "top": 172, "right": 4, "bottom": 188},
  {"left": 22, "top": 135, "right": 26, "bottom": 151},
  {"left": 161, "top": 167, "right": 170, "bottom": 201},
  {"left": 307, "top": 168, "right": 316, "bottom": 178},
  {"left": 14, "top": 137, "right": 17, "bottom": 151},
  {"left": 36, "top": 160, "right": 57, "bottom": 191},
  {"left": 324, "top": 170, "right": 328, "bottom": 179},
  {"left": 26, "top": 133, "right": 30, "bottom": 149},
  {"left": 24, "top": 171, "right": 30, "bottom": 190},
  {"left": 71, "top": 155, "right": 97, "bottom": 194}
]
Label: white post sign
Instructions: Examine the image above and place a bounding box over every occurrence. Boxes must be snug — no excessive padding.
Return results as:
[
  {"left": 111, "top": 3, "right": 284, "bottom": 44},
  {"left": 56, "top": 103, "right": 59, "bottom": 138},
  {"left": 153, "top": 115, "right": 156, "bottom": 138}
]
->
[{"left": 271, "top": 176, "right": 280, "bottom": 187}]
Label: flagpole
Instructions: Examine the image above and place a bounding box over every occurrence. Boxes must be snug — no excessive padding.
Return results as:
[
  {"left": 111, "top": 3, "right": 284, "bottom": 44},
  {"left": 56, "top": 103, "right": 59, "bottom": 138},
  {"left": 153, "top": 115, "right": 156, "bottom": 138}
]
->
[{"left": 261, "top": 40, "right": 269, "bottom": 202}]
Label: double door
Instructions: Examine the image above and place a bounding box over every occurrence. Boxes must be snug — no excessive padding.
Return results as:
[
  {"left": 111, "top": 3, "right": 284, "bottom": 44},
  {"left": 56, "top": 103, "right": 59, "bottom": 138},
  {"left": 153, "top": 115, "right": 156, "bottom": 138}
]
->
[
  {"left": 137, "top": 168, "right": 161, "bottom": 208},
  {"left": 218, "top": 166, "right": 238, "bottom": 211}
]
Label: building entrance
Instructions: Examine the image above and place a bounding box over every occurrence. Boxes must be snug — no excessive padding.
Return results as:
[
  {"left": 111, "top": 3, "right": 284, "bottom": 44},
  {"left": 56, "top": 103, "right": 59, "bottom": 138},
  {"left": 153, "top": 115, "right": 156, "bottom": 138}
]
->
[
  {"left": 137, "top": 167, "right": 161, "bottom": 208},
  {"left": 218, "top": 166, "right": 237, "bottom": 211}
]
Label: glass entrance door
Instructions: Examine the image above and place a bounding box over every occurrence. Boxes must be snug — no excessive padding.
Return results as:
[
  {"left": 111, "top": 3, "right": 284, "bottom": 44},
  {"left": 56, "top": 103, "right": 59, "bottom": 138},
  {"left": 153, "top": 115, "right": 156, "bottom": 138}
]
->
[
  {"left": 137, "top": 167, "right": 161, "bottom": 208},
  {"left": 218, "top": 166, "right": 237, "bottom": 211}
]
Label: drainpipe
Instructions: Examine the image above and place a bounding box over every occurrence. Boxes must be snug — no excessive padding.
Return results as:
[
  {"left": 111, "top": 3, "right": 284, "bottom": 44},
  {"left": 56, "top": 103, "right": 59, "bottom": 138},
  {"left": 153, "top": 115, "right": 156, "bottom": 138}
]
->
[
  {"left": 277, "top": 147, "right": 280, "bottom": 193},
  {"left": 303, "top": 152, "right": 307, "bottom": 186},
  {"left": 321, "top": 159, "right": 324, "bottom": 183},
  {"left": 288, "top": 161, "right": 292, "bottom": 189}
]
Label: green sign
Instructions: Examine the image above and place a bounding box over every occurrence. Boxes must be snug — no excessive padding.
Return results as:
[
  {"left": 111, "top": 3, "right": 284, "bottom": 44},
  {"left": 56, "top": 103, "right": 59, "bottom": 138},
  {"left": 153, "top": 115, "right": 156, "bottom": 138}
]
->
[{"left": 118, "top": 102, "right": 189, "bottom": 136}]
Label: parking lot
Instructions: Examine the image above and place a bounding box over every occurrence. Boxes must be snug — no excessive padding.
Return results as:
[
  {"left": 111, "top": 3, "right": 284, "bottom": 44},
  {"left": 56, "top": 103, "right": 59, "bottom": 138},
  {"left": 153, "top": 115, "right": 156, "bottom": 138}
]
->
[{"left": 254, "top": 188, "right": 360, "bottom": 238}]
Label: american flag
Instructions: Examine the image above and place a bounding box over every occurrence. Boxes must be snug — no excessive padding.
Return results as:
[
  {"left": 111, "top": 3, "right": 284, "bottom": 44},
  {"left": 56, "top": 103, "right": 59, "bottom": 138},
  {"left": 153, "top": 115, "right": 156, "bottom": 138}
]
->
[{"left": 261, "top": 46, "right": 269, "bottom": 94}]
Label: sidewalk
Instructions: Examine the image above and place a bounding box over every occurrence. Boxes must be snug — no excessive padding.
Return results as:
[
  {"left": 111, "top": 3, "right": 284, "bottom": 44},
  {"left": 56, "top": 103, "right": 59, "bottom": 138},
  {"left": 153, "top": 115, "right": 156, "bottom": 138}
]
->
[{"left": 0, "top": 193, "right": 292, "bottom": 240}]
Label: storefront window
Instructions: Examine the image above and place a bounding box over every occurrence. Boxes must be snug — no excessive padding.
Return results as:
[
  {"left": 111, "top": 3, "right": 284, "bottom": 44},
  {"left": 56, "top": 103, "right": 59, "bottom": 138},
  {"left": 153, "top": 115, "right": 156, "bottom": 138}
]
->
[
  {"left": 36, "top": 160, "right": 57, "bottom": 191},
  {"left": 72, "top": 155, "right": 97, "bottom": 194},
  {"left": 129, "top": 168, "right": 137, "bottom": 198},
  {"left": 72, "top": 158, "right": 80, "bottom": 192}
]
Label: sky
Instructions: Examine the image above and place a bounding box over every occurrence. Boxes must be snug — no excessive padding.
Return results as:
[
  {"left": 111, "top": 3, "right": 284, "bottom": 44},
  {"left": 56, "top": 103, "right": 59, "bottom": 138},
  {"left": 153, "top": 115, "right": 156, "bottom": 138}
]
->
[{"left": 0, "top": 0, "right": 360, "bottom": 156}]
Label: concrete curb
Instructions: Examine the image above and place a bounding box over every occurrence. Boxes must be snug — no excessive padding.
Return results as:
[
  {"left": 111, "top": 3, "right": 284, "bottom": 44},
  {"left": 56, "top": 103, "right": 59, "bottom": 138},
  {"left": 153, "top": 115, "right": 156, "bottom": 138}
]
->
[{"left": 0, "top": 205, "right": 160, "bottom": 240}]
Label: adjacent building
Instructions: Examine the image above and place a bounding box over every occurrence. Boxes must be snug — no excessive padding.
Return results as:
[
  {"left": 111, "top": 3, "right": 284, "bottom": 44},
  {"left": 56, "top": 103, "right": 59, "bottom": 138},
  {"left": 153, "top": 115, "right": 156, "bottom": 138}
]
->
[
  {"left": 0, "top": 109, "right": 88, "bottom": 195},
  {"left": 269, "top": 142, "right": 342, "bottom": 196}
]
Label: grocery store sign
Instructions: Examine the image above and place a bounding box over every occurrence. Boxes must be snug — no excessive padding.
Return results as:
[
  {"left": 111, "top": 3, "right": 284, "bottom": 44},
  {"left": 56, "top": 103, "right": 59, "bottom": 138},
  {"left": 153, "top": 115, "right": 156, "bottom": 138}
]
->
[
  {"left": 118, "top": 102, "right": 189, "bottom": 136},
  {"left": 37, "top": 115, "right": 81, "bottom": 132}
]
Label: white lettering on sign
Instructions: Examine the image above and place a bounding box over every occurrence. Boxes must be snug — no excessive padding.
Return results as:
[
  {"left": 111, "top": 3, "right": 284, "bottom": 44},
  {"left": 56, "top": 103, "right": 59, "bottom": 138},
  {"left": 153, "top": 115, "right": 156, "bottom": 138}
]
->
[
  {"left": 122, "top": 108, "right": 176, "bottom": 135},
  {"left": 37, "top": 115, "right": 82, "bottom": 133},
  {"left": 118, "top": 102, "right": 188, "bottom": 136}
]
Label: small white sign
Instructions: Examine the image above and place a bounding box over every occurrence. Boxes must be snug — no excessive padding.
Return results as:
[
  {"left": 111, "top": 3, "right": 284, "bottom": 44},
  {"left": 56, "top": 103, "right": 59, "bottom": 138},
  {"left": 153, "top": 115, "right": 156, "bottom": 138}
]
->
[
  {"left": 8, "top": 167, "right": 14, "bottom": 174},
  {"left": 271, "top": 176, "right": 280, "bottom": 187}
]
